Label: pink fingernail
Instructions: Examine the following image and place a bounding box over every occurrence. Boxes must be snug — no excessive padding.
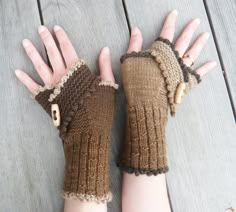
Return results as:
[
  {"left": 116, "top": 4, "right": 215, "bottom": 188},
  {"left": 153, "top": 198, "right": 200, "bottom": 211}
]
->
[
  {"left": 205, "top": 32, "right": 210, "bottom": 39},
  {"left": 132, "top": 27, "right": 140, "bottom": 36},
  {"left": 22, "top": 39, "right": 30, "bottom": 47},
  {"left": 195, "top": 18, "right": 201, "bottom": 24},
  {"left": 212, "top": 61, "right": 217, "bottom": 66},
  {"left": 15, "top": 69, "right": 21, "bottom": 77},
  {"left": 54, "top": 25, "right": 61, "bottom": 31},
  {"left": 172, "top": 9, "right": 178, "bottom": 15},
  {"left": 103, "top": 47, "right": 110, "bottom": 54},
  {"left": 38, "top": 25, "right": 46, "bottom": 33}
]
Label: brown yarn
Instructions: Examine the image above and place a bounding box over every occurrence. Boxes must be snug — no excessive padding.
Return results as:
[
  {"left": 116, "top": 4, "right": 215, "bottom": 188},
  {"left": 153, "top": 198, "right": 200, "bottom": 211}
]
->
[
  {"left": 120, "top": 38, "right": 200, "bottom": 175},
  {"left": 35, "top": 60, "right": 117, "bottom": 203}
]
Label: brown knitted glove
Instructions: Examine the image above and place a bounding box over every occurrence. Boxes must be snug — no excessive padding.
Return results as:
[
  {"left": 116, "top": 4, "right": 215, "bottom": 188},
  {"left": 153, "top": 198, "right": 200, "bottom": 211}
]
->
[
  {"left": 119, "top": 37, "right": 201, "bottom": 176},
  {"left": 35, "top": 60, "right": 118, "bottom": 203}
]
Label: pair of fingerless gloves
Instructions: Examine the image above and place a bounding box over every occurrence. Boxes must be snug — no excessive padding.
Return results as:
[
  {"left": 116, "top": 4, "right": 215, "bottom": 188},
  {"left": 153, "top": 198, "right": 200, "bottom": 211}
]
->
[{"left": 35, "top": 38, "right": 200, "bottom": 203}]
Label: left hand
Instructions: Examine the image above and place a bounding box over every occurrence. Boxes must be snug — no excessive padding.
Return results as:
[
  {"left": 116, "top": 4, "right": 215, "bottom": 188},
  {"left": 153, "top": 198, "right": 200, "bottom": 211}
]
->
[
  {"left": 15, "top": 25, "right": 114, "bottom": 94},
  {"left": 126, "top": 9, "right": 216, "bottom": 77}
]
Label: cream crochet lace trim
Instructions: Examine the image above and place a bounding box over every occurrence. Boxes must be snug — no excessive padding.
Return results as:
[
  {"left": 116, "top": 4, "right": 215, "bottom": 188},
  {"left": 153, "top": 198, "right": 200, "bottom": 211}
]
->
[
  {"left": 99, "top": 80, "right": 119, "bottom": 89},
  {"left": 34, "top": 59, "right": 119, "bottom": 101},
  {"left": 62, "top": 191, "right": 112, "bottom": 203},
  {"left": 34, "top": 59, "right": 85, "bottom": 101}
]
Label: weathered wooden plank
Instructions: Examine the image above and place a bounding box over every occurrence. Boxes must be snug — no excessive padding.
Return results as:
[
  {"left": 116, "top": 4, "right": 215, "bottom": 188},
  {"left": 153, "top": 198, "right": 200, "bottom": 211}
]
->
[
  {"left": 0, "top": 1, "right": 65, "bottom": 212},
  {"left": 39, "top": 0, "right": 129, "bottom": 211},
  {"left": 124, "top": 0, "right": 236, "bottom": 211},
  {"left": 205, "top": 0, "right": 236, "bottom": 117}
]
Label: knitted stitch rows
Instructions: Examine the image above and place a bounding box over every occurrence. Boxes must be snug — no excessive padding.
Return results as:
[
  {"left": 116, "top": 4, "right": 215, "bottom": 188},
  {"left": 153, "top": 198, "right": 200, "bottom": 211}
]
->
[
  {"left": 120, "top": 38, "right": 200, "bottom": 175},
  {"left": 35, "top": 60, "right": 118, "bottom": 203}
]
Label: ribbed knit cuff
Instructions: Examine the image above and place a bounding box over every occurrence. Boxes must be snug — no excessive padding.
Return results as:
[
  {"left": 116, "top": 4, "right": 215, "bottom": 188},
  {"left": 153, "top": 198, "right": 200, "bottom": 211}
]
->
[
  {"left": 62, "top": 131, "right": 112, "bottom": 203},
  {"left": 120, "top": 104, "right": 169, "bottom": 176}
]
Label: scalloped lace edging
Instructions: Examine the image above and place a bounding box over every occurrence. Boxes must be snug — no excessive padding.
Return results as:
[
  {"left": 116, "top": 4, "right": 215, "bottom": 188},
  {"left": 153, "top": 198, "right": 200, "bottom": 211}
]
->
[
  {"left": 98, "top": 80, "right": 119, "bottom": 89},
  {"left": 120, "top": 51, "right": 152, "bottom": 63},
  {"left": 119, "top": 165, "right": 169, "bottom": 176},
  {"left": 155, "top": 37, "right": 201, "bottom": 83},
  {"left": 34, "top": 59, "right": 86, "bottom": 101},
  {"left": 62, "top": 191, "right": 112, "bottom": 203},
  {"left": 120, "top": 38, "right": 201, "bottom": 84}
]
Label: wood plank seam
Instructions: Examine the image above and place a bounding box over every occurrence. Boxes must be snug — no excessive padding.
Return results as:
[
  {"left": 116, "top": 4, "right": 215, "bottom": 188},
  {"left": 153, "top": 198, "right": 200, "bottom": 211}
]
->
[
  {"left": 166, "top": 181, "right": 174, "bottom": 212},
  {"left": 37, "top": 0, "right": 44, "bottom": 25},
  {"left": 36, "top": 0, "right": 54, "bottom": 71},
  {"left": 203, "top": 0, "right": 236, "bottom": 121},
  {"left": 122, "top": 0, "right": 131, "bottom": 34}
]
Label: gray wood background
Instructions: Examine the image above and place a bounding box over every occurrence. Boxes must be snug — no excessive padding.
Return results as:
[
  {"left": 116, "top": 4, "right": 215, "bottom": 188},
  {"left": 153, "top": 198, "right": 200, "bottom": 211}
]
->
[{"left": 0, "top": 0, "right": 235, "bottom": 212}]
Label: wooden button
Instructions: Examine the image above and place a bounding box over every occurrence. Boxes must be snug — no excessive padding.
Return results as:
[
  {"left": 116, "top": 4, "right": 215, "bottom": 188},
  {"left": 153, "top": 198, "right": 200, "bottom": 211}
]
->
[
  {"left": 51, "top": 104, "right": 61, "bottom": 127},
  {"left": 174, "top": 82, "right": 186, "bottom": 104}
]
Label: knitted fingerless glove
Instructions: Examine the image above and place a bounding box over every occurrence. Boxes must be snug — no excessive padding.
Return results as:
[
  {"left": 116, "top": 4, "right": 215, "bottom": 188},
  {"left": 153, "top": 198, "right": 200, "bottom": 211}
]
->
[
  {"left": 35, "top": 60, "right": 118, "bottom": 203},
  {"left": 119, "top": 37, "right": 201, "bottom": 175}
]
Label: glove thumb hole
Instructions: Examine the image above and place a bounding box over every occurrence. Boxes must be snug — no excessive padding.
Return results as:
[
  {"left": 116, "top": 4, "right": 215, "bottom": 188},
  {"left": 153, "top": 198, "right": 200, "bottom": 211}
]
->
[{"left": 98, "top": 47, "right": 115, "bottom": 82}]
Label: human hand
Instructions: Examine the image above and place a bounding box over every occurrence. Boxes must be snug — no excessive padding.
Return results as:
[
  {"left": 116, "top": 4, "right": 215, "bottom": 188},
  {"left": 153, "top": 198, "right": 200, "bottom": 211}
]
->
[
  {"left": 15, "top": 25, "right": 118, "bottom": 203},
  {"left": 119, "top": 10, "right": 216, "bottom": 176},
  {"left": 126, "top": 9, "right": 216, "bottom": 77},
  {"left": 15, "top": 25, "right": 115, "bottom": 95}
]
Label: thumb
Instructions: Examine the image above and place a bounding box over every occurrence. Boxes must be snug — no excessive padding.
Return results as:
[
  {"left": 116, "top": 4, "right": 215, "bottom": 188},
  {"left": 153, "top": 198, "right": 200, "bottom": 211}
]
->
[{"left": 98, "top": 47, "right": 115, "bottom": 82}]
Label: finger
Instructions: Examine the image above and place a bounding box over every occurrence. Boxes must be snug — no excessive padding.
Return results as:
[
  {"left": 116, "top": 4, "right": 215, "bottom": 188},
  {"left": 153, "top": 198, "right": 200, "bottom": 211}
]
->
[
  {"left": 99, "top": 47, "right": 115, "bottom": 82},
  {"left": 182, "top": 32, "right": 210, "bottom": 66},
  {"left": 159, "top": 9, "right": 178, "bottom": 42},
  {"left": 174, "top": 18, "right": 201, "bottom": 57},
  {"left": 22, "top": 39, "right": 53, "bottom": 85},
  {"left": 195, "top": 61, "right": 217, "bottom": 77},
  {"left": 15, "top": 69, "right": 40, "bottom": 95},
  {"left": 53, "top": 25, "right": 78, "bottom": 68},
  {"left": 127, "top": 27, "right": 143, "bottom": 53},
  {"left": 38, "top": 26, "right": 65, "bottom": 73}
]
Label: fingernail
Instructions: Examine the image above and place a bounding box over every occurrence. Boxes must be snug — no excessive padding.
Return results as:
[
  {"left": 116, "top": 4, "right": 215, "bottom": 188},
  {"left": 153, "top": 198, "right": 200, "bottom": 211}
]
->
[
  {"left": 195, "top": 18, "right": 201, "bottom": 24},
  {"left": 38, "top": 25, "right": 46, "bottom": 33},
  {"left": 15, "top": 69, "right": 21, "bottom": 77},
  {"left": 132, "top": 27, "right": 140, "bottom": 35},
  {"left": 22, "top": 39, "right": 30, "bottom": 47},
  {"left": 103, "top": 47, "right": 110, "bottom": 54},
  {"left": 172, "top": 9, "right": 178, "bottom": 15},
  {"left": 205, "top": 32, "right": 210, "bottom": 39},
  {"left": 212, "top": 61, "right": 217, "bottom": 66},
  {"left": 54, "top": 25, "right": 61, "bottom": 31}
]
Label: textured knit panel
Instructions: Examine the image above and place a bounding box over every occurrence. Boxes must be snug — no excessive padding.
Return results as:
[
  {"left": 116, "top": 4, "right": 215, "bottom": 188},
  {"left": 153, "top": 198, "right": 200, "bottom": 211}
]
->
[
  {"left": 62, "top": 85, "right": 115, "bottom": 202},
  {"left": 149, "top": 38, "right": 199, "bottom": 99},
  {"left": 35, "top": 61, "right": 117, "bottom": 203},
  {"left": 120, "top": 57, "right": 169, "bottom": 175},
  {"left": 120, "top": 38, "right": 200, "bottom": 175},
  {"left": 35, "top": 64, "right": 100, "bottom": 139}
]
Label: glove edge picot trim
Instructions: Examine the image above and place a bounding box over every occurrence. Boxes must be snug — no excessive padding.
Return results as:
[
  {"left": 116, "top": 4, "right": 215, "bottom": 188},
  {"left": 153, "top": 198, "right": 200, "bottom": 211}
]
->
[
  {"left": 34, "top": 59, "right": 86, "bottom": 101},
  {"left": 120, "top": 38, "right": 201, "bottom": 84},
  {"left": 99, "top": 80, "right": 119, "bottom": 90},
  {"left": 34, "top": 60, "right": 119, "bottom": 101},
  {"left": 62, "top": 191, "right": 112, "bottom": 203},
  {"left": 155, "top": 37, "right": 201, "bottom": 83},
  {"left": 119, "top": 165, "right": 169, "bottom": 176},
  {"left": 120, "top": 38, "right": 201, "bottom": 116}
]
